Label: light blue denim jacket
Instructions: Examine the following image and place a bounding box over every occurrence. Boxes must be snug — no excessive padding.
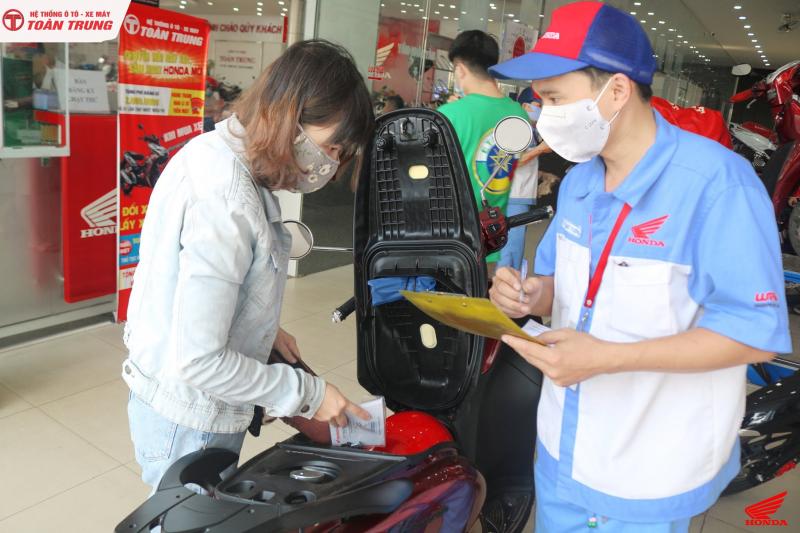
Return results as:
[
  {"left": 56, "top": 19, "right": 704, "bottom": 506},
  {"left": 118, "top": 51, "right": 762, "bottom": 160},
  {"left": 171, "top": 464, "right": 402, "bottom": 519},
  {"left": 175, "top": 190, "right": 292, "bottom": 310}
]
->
[{"left": 122, "top": 117, "right": 326, "bottom": 434}]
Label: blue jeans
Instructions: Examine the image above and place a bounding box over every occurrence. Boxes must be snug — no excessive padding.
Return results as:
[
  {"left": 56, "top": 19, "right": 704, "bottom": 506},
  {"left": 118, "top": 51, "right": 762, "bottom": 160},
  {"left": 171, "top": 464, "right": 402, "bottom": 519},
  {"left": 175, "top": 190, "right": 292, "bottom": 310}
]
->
[
  {"left": 534, "top": 465, "right": 691, "bottom": 533},
  {"left": 127, "top": 392, "right": 246, "bottom": 493}
]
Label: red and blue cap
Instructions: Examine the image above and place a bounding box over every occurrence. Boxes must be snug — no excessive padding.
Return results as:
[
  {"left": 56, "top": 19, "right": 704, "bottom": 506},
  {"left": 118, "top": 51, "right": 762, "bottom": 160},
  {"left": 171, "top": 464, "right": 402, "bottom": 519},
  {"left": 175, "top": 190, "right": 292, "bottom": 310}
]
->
[{"left": 489, "top": 1, "right": 657, "bottom": 85}]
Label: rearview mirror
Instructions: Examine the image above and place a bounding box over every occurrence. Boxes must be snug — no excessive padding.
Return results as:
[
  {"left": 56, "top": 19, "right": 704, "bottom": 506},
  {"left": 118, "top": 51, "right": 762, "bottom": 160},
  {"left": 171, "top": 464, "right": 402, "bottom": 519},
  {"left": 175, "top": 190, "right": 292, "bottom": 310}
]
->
[
  {"left": 732, "top": 64, "right": 752, "bottom": 76},
  {"left": 494, "top": 115, "right": 534, "bottom": 154},
  {"left": 284, "top": 220, "right": 314, "bottom": 260}
]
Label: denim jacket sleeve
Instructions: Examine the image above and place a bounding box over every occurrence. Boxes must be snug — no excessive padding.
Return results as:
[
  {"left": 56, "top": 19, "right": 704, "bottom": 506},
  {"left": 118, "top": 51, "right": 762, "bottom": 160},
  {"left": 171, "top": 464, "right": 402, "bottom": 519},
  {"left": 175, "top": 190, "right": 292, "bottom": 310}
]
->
[{"left": 162, "top": 196, "right": 326, "bottom": 419}]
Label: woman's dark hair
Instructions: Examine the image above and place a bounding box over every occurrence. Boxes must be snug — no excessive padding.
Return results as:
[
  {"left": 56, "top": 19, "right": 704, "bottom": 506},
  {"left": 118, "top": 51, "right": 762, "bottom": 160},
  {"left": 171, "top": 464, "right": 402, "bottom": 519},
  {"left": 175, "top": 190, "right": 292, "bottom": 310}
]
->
[
  {"left": 232, "top": 40, "right": 374, "bottom": 189},
  {"left": 448, "top": 30, "right": 499, "bottom": 79}
]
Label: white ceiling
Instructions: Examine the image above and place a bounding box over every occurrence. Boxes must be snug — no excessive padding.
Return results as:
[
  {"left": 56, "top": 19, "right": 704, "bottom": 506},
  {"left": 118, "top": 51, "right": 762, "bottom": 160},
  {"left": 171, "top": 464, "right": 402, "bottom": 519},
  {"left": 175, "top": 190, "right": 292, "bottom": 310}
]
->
[{"left": 163, "top": 0, "right": 800, "bottom": 71}]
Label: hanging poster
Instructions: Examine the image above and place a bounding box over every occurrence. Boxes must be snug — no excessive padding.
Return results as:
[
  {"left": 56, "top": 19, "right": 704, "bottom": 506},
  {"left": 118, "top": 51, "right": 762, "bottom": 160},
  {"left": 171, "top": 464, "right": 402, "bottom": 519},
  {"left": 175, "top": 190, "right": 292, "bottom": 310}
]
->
[{"left": 117, "top": 2, "right": 209, "bottom": 321}]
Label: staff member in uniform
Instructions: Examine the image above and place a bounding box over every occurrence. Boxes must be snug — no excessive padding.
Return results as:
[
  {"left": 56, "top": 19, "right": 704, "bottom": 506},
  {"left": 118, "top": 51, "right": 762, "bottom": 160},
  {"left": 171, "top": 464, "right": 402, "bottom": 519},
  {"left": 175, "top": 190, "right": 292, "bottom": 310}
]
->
[{"left": 489, "top": 2, "right": 790, "bottom": 531}]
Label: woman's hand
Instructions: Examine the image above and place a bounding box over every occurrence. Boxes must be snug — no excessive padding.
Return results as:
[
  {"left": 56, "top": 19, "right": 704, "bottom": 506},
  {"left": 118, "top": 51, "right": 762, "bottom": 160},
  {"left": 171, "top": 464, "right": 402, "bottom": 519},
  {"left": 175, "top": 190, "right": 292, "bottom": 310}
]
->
[
  {"left": 313, "top": 383, "right": 371, "bottom": 427},
  {"left": 273, "top": 327, "right": 301, "bottom": 363}
]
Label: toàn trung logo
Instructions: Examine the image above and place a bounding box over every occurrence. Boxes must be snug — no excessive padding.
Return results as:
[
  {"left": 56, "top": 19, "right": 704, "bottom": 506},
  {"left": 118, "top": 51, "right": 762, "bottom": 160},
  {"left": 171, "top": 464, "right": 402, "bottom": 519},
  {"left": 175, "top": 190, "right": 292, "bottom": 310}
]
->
[
  {"left": 744, "top": 491, "right": 789, "bottom": 527},
  {"left": 2, "top": 9, "right": 24, "bottom": 31}
]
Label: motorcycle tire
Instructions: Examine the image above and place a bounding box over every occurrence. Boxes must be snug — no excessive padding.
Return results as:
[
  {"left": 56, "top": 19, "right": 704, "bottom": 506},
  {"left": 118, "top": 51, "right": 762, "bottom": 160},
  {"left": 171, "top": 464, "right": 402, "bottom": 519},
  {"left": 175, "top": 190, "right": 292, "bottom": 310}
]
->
[{"left": 787, "top": 203, "right": 800, "bottom": 256}]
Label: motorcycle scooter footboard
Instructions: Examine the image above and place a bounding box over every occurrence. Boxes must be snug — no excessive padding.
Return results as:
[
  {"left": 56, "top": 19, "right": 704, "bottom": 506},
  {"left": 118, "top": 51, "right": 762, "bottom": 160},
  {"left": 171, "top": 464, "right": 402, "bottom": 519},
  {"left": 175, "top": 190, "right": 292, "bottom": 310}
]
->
[{"left": 353, "top": 109, "right": 487, "bottom": 414}]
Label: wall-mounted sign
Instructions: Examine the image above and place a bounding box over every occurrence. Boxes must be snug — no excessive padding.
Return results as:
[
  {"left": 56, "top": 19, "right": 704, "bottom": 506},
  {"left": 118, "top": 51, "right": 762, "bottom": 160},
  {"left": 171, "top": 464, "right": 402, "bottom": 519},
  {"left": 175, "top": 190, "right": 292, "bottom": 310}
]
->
[
  {"left": 53, "top": 69, "right": 110, "bottom": 114},
  {"left": 206, "top": 15, "right": 287, "bottom": 43}
]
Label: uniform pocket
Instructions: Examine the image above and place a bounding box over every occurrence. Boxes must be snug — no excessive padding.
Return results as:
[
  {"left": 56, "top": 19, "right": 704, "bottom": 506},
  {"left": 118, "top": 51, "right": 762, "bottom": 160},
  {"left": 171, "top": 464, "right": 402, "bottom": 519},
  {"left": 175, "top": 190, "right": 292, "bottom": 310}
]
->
[
  {"left": 553, "top": 234, "right": 590, "bottom": 329},
  {"left": 128, "top": 394, "right": 178, "bottom": 462},
  {"left": 608, "top": 259, "right": 676, "bottom": 340}
]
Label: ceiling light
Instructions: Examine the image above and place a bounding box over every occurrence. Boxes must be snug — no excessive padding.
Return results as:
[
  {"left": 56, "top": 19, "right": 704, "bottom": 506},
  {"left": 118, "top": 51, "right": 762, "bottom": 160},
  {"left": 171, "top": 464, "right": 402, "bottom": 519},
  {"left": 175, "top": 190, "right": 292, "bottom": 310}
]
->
[
  {"left": 414, "top": 3, "right": 419, "bottom": 6},
  {"left": 640, "top": 20, "right": 646, "bottom": 23},
  {"left": 257, "top": 1, "right": 262, "bottom": 4},
  {"left": 514, "top": 18, "right": 520, "bottom": 22},
  {"left": 630, "top": 11, "right": 637, "bottom": 15},
  {"left": 450, "top": 4, "right": 456, "bottom": 8},
  {"left": 233, "top": 7, "right": 239, "bottom": 11},
  {"left": 744, "top": 24, "right": 751, "bottom": 28},
  {"left": 734, "top": 5, "right": 742, "bottom": 9},
  {"left": 669, "top": 28, "right": 675, "bottom": 31},
  {"left": 207, "top": 1, "right": 213, "bottom": 4},
  {"left": 755, "top": 45, "right": 761, "bottom": 48},
  {"left": 651, "top": 27, "right": 656, "bottom": 30},
  {"left": 658, "top": 20, "right": 665, "bottom": 24},
  {"left": 258, "top": 12, "right": 263, "bottom": 16},
  {"left": 738, "top": 16, "right": 746, "bottom": 20},
  {"left": 677, "top": 34, "right": 683, "bottom": 38},
  {"left": 766, "top": 63, "right": 770, "bottom": 67},
  {"left": 462, "top": 11, "right": 466, "bottom": 14},
  {"left": 488, "top": 18, "right": 494, "bottom": 22},
  {"left": 752, "top": 39, "right": 758, "bottom": 42},
  {"left": 419, "top": 8, "right": 423, "bottom": 11},
  {"left": 539, "top": 14, "right": 544, "bottom": 17},
  {"left": 454, "top": 16, "right": 459, "bottom": 20},
  {"left": 747, "top": 32, "right": 754, "bottom": 36},
  {"left": 278, "top": 0, "right": 285, "bottom": 4},
  {"left": 443, "top": 15, "right": 449, "bottom": 19},
  {"left": 179, "top": 4, "right": 185, "bottom": 8},
  {"left": 180, "top": 0, "right": 186, "bottom": 3},
  {"left": 492, "top": 5, "right": 497, "bottom": 9},
  {"left": 435, "top": 11, "right": 439, "bottom": 14},
  {"left": 660, "top": 33, "right": 665, "bottom": 36},
  {"left": 634, "top": 1, "right": 641, "bottom": 5},
  {"left": 400, "top": 2, "right": 405, "bottom": 5},
  {"left": 400, "top": 9, "right": 406, "bottom": 13},
  {"left": 508, "top": 13, "right": 514, "bottom": 17},
  {"left": 668, "top": 39, "right": 673, "bottom": 42},
  {"left": 648, "top": 12, "right": 654, "bottom": 16},
  {"left": 438, "top": 2, "right": 444, "bottom": 6},
  {"left": 683, "top": 40, "right": 688, "bottom": 43}
]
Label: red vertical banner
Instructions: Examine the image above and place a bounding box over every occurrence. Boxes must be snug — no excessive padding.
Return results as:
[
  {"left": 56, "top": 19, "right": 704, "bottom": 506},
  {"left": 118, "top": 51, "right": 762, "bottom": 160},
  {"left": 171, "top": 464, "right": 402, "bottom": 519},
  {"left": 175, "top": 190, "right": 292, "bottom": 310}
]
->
[{"left": 117, "top": 3, "right": 209, "bottom": 321}]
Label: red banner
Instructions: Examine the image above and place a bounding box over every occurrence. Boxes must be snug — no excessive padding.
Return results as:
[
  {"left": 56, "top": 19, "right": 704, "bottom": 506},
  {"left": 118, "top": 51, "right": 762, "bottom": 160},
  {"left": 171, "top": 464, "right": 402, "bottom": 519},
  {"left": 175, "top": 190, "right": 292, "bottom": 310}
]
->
[
  {"left": 117, "top": 3, "right": 209, "bottom": 321},
  {"left": 61, "top": 114, "right": 117, "bottom": 302}
]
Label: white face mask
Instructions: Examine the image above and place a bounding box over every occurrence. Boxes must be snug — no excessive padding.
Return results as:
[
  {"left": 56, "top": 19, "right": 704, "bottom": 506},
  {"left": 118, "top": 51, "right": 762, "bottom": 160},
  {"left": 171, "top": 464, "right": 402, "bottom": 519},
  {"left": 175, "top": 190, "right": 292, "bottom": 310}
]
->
[
  {"left": 291, "top": 126, "right": 340, "bottom": 194},
  {"left": 536, "top": 79, "right": 620, "bottom": 163}
]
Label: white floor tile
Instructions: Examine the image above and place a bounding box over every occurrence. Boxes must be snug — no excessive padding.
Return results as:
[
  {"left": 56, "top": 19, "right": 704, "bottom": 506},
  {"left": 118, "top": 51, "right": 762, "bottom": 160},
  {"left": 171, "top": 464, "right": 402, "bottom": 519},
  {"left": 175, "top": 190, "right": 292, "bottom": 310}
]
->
[
  {"left": 40, "top": 379, "right": 134, "bottom": 464},
  {"left": 238, "top": 423, "right": 295, "bottom": 465},
  {"left": 0, "top": 383, "right": 31, "bottom": 419},
  {"left": 0, "top": 333, "right": 125, "bottom": 406},
  {"left": 710, "top": 475, "right": 799, "bottom": 532},
  {"left": 0, "top": 466, "right": 148, "bottom": 533},
  {"left": 700, "top": 516, "right": 750, "bottom": 533},
  {"left": 0, "top": 409, "right": 118, "bottom": 520},
  {"left": 88, "top": 323, "right": 127, "bottom": 352}
]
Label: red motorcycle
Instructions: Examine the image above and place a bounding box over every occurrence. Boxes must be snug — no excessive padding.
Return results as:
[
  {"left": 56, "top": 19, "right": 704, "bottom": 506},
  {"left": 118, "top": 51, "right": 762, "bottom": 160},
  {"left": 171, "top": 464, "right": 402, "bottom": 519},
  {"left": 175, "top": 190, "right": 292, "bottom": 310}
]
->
[
  {"left": 116, "top": 110, "right": 551, "bottom": 533},
  {"left": 730, "top": 60, "right": 800, "bottom": 253}
]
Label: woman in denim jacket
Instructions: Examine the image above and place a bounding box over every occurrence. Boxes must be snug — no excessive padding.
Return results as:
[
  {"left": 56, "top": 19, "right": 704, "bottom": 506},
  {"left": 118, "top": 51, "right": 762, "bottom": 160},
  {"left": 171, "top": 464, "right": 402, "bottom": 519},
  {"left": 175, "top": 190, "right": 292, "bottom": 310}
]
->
[{"left": 122, "top": 40, "right": 374, "bottom": 491}]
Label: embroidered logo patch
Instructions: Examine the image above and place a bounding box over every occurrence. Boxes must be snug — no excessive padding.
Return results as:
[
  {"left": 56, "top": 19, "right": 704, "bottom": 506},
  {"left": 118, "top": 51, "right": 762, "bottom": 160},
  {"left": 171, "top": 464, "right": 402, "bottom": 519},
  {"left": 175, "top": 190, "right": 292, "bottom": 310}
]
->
[{"left": 628, "top": 215, "right": 669, "bottom": 247}]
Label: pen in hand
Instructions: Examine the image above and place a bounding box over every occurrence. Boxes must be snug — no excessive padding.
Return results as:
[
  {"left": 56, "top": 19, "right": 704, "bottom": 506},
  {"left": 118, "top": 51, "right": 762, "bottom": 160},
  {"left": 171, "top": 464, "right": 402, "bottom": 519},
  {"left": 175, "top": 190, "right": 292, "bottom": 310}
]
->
[{"left": 519, "top": 259, "right": 528, "bottom": 303}]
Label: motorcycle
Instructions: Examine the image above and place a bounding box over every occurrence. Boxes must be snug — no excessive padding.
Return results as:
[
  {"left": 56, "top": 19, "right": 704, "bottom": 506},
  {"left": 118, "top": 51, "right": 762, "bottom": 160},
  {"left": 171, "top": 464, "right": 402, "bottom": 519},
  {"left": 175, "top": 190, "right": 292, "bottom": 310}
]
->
[
  {"left": 729, "top": 60, "right": 800, "bottom": 254},
  {"left": 116, "top": 110, "right": 553, "bottom": 533},
  {"left": 723, "top": 356, "right": 800, "bottom": 495},
  {"left": 729, "top": 122, "right": 777, "bottom": 175},
  {"left": 120, "top": 124, "right": 186, "bottom": 196}
]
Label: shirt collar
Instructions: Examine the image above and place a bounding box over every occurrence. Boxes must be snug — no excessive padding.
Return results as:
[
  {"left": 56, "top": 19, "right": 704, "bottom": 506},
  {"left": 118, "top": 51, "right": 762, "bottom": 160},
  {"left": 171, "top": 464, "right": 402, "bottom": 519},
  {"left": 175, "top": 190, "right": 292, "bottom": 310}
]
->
[
  {"left": 571, "top": 110, "right": 679, "bottom": 208},
  {"left": 216, "top": 115, "right": 283, "bottom": 223}
]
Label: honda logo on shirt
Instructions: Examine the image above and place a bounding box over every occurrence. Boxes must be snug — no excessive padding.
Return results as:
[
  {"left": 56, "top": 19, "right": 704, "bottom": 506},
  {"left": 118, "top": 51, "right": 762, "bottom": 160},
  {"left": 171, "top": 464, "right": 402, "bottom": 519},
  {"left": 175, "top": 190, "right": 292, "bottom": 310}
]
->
[
  {"left": 80, "top": 189, "right": 117, "bottom": 239},
  {"left": 744, "top": 490, "right": 789, "bottom": 527},
  {"left": 628, "top": 215, "right": 669, "bottom": 247}
]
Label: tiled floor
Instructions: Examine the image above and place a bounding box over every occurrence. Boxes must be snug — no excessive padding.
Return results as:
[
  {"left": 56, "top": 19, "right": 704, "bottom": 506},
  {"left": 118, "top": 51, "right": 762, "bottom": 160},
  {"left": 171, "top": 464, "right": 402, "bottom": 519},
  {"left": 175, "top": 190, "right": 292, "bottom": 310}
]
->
[{"left": 0, "top": 262, "right": 798, "bottom": 532}]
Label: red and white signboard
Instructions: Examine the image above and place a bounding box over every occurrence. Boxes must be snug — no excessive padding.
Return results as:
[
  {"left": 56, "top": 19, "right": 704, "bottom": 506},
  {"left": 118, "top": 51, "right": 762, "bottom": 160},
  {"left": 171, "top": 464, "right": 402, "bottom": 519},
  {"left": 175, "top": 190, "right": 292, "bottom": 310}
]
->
[
  {"left": 206, "top": 14, "right": 286, "bottom": 43},
  {"left": 116, "top": 2, "right": 209, "bottom": 321},
  {"left": 0, "top": 0, "right": 130, "bottom": 42}
]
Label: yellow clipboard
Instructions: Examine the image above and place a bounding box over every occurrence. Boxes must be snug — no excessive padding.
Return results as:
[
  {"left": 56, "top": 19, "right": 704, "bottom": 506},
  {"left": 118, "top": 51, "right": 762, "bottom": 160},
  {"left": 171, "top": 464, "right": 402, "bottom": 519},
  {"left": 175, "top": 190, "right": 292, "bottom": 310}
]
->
[{"left": 400, "top": 290, "right": 545, "bottom": 345}]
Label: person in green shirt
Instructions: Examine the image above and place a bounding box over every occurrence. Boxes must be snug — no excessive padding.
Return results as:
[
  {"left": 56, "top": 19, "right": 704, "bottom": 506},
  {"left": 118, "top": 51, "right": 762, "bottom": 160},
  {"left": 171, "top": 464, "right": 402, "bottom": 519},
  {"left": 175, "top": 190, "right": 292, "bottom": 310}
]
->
[{"left": 438, "top": 30, "right": 529, "bottom": 265}]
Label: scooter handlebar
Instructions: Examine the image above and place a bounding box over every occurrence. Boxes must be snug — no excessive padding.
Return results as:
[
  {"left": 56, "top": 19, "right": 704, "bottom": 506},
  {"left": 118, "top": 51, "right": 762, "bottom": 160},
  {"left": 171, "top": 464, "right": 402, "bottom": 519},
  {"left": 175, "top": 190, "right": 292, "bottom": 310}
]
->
[
  {"left": 507, "top": 206, "right": 554, "bottom": 229},
  {"left": 729, "top": 87, "right": 754, "bottom": 103},
  {"left": 332, "top": 297, "right": 357, "bottom": 323}
]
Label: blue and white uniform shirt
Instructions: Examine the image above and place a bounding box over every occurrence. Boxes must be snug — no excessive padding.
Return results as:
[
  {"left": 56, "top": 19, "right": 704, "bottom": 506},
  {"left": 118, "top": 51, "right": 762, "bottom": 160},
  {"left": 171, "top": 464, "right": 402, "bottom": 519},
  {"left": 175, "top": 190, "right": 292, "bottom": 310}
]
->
[{"left": 533, "top": 110, "right": 791, "bottom": 522}]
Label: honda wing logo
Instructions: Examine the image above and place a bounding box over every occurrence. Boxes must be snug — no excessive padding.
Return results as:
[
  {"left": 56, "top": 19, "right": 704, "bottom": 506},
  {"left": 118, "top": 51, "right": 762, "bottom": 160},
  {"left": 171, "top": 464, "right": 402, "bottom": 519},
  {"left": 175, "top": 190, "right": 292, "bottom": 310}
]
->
[
  {"left": 80, "top": 189, "right": 117, "bottom": 239},
  {"left": 745, "top": 491, "right": 789, "bottom": 527},
  {"left": 628, "top": 215, "right": 669, "bottom": 247}
]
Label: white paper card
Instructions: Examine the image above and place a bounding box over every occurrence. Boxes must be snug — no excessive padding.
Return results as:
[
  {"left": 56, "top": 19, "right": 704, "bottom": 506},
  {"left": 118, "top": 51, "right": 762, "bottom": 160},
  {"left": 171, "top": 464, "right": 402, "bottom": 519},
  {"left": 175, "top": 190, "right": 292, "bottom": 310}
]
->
[
  {"left": 330, "top": 396, "right": 387, "bottom": 447},
  {"left": 522, "top": 319, "right": 552, "bottom": 337}
]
